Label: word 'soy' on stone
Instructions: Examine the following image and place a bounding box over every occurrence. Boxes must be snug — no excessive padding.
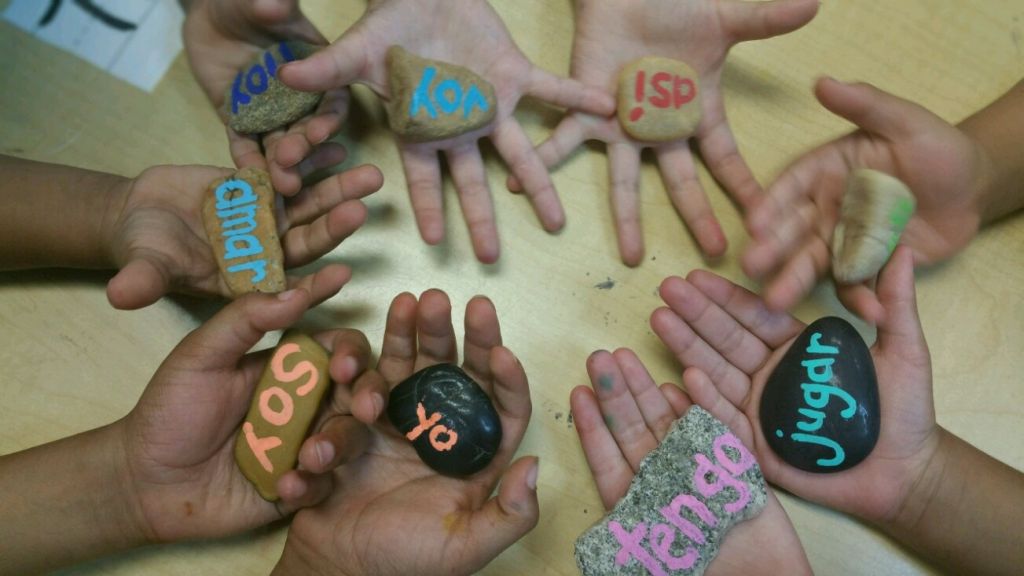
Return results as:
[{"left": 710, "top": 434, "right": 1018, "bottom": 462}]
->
[
  {"left": 617, "top": 57, "right": 702, "bottom": 142},
  {"left": 227, "top": 41, "right": 324, "bottom": 134},
  {"left": 235, "top": 331, "right": 331, "bottom": 501},
  {"left": 385, "top": 46, "right": 497, "bottom": 142},
  {"left": 201, "top": 167, "right": 286, "bottom": 297},
  {"left": 759, "top": 317, "right": 880, "bottom": 473},
  {"left": 387, "top": 363, "right": 501, "bottom": 476},
  {"left": 832, "top": 168, "right": 916, "bottom": 284}
]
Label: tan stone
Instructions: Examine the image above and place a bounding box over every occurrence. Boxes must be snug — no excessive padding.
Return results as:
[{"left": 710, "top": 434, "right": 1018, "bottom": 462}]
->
[
  {"left": 201, "top": 167, "right": 286, "bottom": 296},
  {"left": 385, "top": 46, "right": 497, "bottom": 142},
  {"left": 234, "top": 331, "right": 332, "bottom": 501},
  {"left": 832, "top": 169, "right": 916, "bottom": 284},
  {"left": 617, "top": 57, "right": 702, "bottom": 142},
  {"left": 226, "top": 41, "right": 324, "bottom": 134}
]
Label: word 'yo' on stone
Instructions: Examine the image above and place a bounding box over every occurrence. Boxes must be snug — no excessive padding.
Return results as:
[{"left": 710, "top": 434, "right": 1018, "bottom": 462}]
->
[
  {"left": 387, "top": 363, "right": 501, "bottom": 477},
  {"left": 227, "top": 41, "right": 324, "bottom": 134},
  {"left": 832, "top": 168, "right": 917, "bottom": 284},
  {"left": 575, "top": 406, "right": 767, "bottom": 576},
  {"left": 617, "top": 56, "right": 702, "bottom": 142},
  {"left": 385, "top": 46, "right": 497, "bottom": 142},
  {"left": 234, "top": 331, "right": 332, "bottom": 501},
  {"left": 201, "top": 167, "right": 286, "bottom": 296},
  {"left": 759, "top": 316, "right": 880, "bottom": 473}
]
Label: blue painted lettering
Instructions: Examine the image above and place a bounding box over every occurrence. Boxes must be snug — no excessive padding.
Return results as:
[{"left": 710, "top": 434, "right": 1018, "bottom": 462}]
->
[
  {"left": 231, "top": 74, "right": 251, "bottom": 115},
  {"left": 231, "top": 42, "right": 294, "bottom": 114},
  {"left": 790, "top": 432, "right": 846, "bottom": 467},
  {"left": 801, "top": 357, "right": 835, "bottom": 382},
  {"left": 408, "top": 67, "right": 489, "bottom": 122},
  {"left": 801, "top": 383, "right": 857, "bottom": 419},
  {"left": 246, "top": 64, "right": 269, "bottom": 95},
  {"left": 807, "top": 333, "right": 839, "bottom": 355},
  {"left": 224, "top": 234, "right": 264, "bottom": 260},
  {"left": 410, "top": 67, "right": 439, "bottom": 119},
  {"left": 228, "top": 259, "right": 268, "bottom": 283},
  {"left": 435, "top": 79, "right": 462, "bottom": 114},
  {"left": 217, "top": 204, "right": 258, "bottom": 237},
  {"left": 215, "top": 179, "right": 256, "bottom": 209},
  {"left": 795, "top": 407, "right": 826, "bottom": 433},
  {"left": 462, "top": 85, "right": 489, "bottom": 118}
]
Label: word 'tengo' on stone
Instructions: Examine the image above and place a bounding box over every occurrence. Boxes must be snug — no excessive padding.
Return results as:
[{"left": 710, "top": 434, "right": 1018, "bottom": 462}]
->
[
  {"left": 387, "top": 363, "right": 502, "bottom": 477},
  {"left": 617, "top": 56, "right": 702, "bottom": 143},
  {"left": 235, "top": 331, "right": 331, "bottom": 501},
  {"left": 385, "top": 46, "right": 497, "bottom": 142},
  {"left": 201, "top": 167, "right": 286, "bottom": 297},
  {"left": 832, "top": 168, "right": 916, "bottom": 284},
  {"left": 227, "top": 41, "right": 324, "bottom": 134},
  {"left": 575, "top": 406, "right": 767, "bottom": 576}
]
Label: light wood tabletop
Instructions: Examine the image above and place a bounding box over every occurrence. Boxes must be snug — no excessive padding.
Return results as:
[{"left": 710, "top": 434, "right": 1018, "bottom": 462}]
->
[{"left": 1, "top": 1, "right": 1021, "bottom": 574}]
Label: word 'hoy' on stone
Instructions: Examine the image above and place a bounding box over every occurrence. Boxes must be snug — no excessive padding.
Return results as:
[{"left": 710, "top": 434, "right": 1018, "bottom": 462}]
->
[
  {"left": 227, "top": 41, "right": 324, "bottom": 134},
  {"left": 385, "top": 46, "right": 497, "bottom": 142},
  {"left": 760, "top": 316, "right": 880, "bottom": 473},
  {"left": 235, "top": 332, "right": 331, "bottom": 501},
  {"left": 201, "top": 167, "right": 286, "bottom": 297},
  {"left": 617, "top": 56, "right": 702, "bottom": 142}
]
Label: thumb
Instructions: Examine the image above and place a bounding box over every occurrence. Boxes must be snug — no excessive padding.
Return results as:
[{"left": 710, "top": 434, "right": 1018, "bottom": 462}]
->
[
  {"left": 174, "top": 288, "right": 312, "bottom": 371},
  {"left": 106, "top": 257, "right": 172, "bottom": 310},
  {"left": 873, "top": 246, "right": 929, "bottom": 366},
  {"left": 719, "top": 0, "right": 819, "bottom": 43},
  {"left": 279, "top": 31, "right": 368, "bottom": 92},
  {"left": 460, "top": 456, "right": 540, "bottom": 571},
  {"left": 814, "top": 77, "right": 936, "bottom": 140}
]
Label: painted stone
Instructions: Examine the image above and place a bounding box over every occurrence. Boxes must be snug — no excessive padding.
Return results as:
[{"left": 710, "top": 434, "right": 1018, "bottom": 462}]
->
[
  {"left": 226, "top": 41, "right": 324, "bottom": 134},
  {"left": 617, "top": 57, "right": 702, "bottom": 142},
  {"left": 234, "top": 331, "right": 331, "bottom": 501},
  {"left": 387, "top": 363, "right": 501, "bottom": 476},
  {"left": 832, "top": 169, "right": 916, "bottom": 283},
  {"left": 759, "top": 317, "right": 880, "bottom": 473},
  {"left": 575, "top": 406, "right": 767, "bottom": 576},
  {"left": 201, "top": 167, "right": 286, "bottom": 296},
  {"left": 385, "top": 46, "right": 497, "bottom": 142}
]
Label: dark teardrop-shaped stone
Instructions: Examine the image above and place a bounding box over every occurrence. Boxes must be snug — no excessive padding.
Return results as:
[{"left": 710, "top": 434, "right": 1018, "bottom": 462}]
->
[
  {"left": 387, "top": 363, "right": 502, "bottom": 477},
  {"left": 759, "top": 317, "right": 880, "bottom": 473}
]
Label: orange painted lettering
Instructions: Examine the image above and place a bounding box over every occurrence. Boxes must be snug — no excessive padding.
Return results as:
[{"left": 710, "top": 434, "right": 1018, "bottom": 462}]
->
[
  {"left": 429, "top": 425, "right": 459, "bottom": 451},
  {"left": 407, "top": 402, "right": 442, "bottom": 441},
  {"left": 243, "top": 421, "right": 282, "bottom": 473},
  {"left": 271, "top": 342, "right": 321, "bottom": 397},
  {"left": 259, "top": 386, "right": 294, "bottom": 426}
]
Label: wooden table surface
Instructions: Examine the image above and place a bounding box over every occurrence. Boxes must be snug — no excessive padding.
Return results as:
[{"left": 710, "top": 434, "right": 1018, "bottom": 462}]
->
[{"left": 1, "top": 1, "right": 1021, "bottom": 574}]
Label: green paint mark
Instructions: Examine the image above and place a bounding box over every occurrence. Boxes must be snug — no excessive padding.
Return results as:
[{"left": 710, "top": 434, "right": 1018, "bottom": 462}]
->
[
  {"left": 597, "top": 374, "right": 615, "bottom": 391},
  {"left": 886, "top": 197, "right": 915, "bottom": 254},
  {"left": 604, "top": 414, "right": 616, "bottom": 430}
]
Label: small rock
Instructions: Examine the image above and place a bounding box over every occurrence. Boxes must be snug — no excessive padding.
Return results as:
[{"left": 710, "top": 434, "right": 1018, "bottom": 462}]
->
[
  {"left": 759, "top": 317, "right": 880, "bottom": 473},
  {"left": 226, "top": 41, "right": 324, "bottom": 134},
  {"left": 617, "top": 57, "right": 702, "bottom": 142},
  {"left": 387, "top": 363, "right": 501, "bottom": 476},
  {"left": 201, "top": 167, "right": 286, "bottom": 296},
  {"left": 575, "top": 406, "right": 767, "bottom": 576},
  {"left": 235, "top": 331, "right": 332, "bottom": 501},
  {"left": 385, "top": 46, "right": 497, "bottom": 142},
  {"left": 832, "top": 169, "right": 916, "bottom": 283}
]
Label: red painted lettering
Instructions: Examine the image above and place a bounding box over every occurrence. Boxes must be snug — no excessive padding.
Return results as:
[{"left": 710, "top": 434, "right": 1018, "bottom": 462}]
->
[
  {"left": 649, "top": 72, "right": 673, "bottom": 108},
  {"left": 673, "top": 77, "right": 696, "bottom": 108}
]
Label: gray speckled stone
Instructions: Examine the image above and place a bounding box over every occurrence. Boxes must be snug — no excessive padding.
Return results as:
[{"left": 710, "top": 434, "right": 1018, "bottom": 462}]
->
[
  {"left": 575, "top": 406, "right": 767, "bottom": 576},
  {"left": 226, "top": 41, "right": 324, "bottom": 134}
]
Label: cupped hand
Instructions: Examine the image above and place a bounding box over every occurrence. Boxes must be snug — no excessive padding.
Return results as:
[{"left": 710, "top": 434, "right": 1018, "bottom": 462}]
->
[
  {"left": 183, "top": 0, "right": 350, "bottom": 195},
  {"left": 743, "top": 77, "right": 990, "bottom": 322},
  {"left": 279, "top": 0, "right": 616, "bottom": 263},
  {"left": 274, "top": 290, "right": 538, "bottom": 576},
  {"left": 571, "top": 348, "right": 811, "bottom": 575},
  {"left": 651, "top": 246, "right": 941, "bottom": 525},
  {"left": 510, "top": 0, "right": 819, "bottom": 265},
  {"left": 104, "top": 162, "right": 383, "bottom": 309}
]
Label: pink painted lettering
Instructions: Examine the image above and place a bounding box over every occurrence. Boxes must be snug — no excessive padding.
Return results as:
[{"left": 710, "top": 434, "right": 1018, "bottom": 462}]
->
[
  {"left": 649, "top": 522, "right": 699, "bottom": 571},
  {"left": 259, "top": 386, "right": 294, "bottom": 427},
  {"left": 243, "top": 421, "right": 282, "bottom": 473},
  {"left": 610, "top": 521, "right": 667, "bottom": 576},
  {"left": 270, "top": 342, "right": 321, "bottom": 397}
]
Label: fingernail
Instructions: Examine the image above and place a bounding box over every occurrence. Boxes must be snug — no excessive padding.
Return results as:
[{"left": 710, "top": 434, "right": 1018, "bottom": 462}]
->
[
  {"left": 341, "top": 355, "right": 359, "bottom": 380},
  {"left": 372, "top": 393, "right": 384, "bottom": 418},
  {"left": 277, "top": 288, "right": 301, "bottom": 301},
  {"left": 317, "top": 441, "right": 334, "bottom": 467},
  {"left": 526, "top": 459, "right": 539, "bottom": 491}
]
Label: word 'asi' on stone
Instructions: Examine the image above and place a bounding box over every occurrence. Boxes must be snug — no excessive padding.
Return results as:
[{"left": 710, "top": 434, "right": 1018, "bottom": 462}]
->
[
  {"left": 385, "top": 46, "right": 497, "bottom": 142},
  {"left": 235, "top": 331, "right": 331, "bottom": 501},
  {"left": 387, "top": 363, "right": 501, "bottom": 477},
  {"left": 201, "top": 167, "right": 286, "bottom": 296},
  {"left": 832, "top": 168, "right": 917, "bottom": 284},
  {"left": 760, "top": 317, "right": 880, "bottom": 473},
  {"left": 227, "top": 41, "right": 324, "bottom": 134},
  {"left": 575, "top": 406, "right": 767, "bottom": 576},
  {"left": 617, "top": 57, "right": 702, "bottom": 142}
]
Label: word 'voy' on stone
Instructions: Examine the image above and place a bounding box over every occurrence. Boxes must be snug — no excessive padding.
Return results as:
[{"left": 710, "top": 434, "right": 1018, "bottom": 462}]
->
[
  {"left": 575, "top": 406, "right": 767, "bottom": 576},
  {"left": 617, "top": 56, "right": 702, "bottom": 142},
  {"left": 234, "top": 331, "right": 331, "bottom": 501},
  {"left": 201, "top": 168, "right": 285, "bottom": 296},
  {"left": 385, "top": 46, "right": 497, "bottom": 142},
  {"left": 227, "top": 41, "right": 324, "bottom": 134}
]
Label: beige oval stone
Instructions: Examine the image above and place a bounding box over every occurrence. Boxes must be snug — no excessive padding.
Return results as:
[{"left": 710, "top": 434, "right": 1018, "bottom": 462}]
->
[
  {"left": 832, "top": 169, "right": 916, "bottom": 284},
  {"left": 234, "top": 331, "right": 332, "bottom": 501},
  {"left": 226, "top": 41, "right": 324, "bottom": 134},
  {"left": 386, "top": 46, "right": 497, "bottom": 142},
  {"left": 617, "top": 57, "right": 702, "bottom": 142},
  {"left": 201, "top": 167, "right": 286, "bottom": 296}
]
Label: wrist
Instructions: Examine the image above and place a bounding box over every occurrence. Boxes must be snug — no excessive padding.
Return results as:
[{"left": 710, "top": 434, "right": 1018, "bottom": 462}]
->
[
  {"left": 99, "top": 173, "right": 131, "bottom": 269},
  {"left": 272, "top": 537, "right": 346, "bottom": 576},
  {"left": 957, "top": 123, "right": 1001, "bottom": 225},
  {"left": 876, "top": 427, "right": 953, "bottom": 536}
]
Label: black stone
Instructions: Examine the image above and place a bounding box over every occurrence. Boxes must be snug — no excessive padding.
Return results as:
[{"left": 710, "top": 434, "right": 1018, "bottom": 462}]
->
[
  {"left": 387, "top": 363, "right": 502, "bottom": 477},
  {"left": 759, "top": 317, "right": 879, "bottom": 473}
]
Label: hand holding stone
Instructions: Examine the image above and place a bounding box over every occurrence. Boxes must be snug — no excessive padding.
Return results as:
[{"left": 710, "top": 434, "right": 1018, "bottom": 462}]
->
[
  {"left": 279, "top": 0, "right": 616, "bottom": 263},
  {"left": 651, "top": 247, "right": 942, "bottom": 525},
  {"left": 509, "top": 0, "right": 819, "bottom": 265}
]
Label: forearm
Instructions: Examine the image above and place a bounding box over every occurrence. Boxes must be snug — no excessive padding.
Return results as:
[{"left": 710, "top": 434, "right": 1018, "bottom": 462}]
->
[
  {"left": 881, "top": 427, "right": 1024, "bottom": 575},
  {"left": 959, "top": 79, "right": 1024, "bottom": 224},
  {"left": 0, "top": 422, "right": 149, "bottom": 574},
  {"left": 0, "top": 155, "right": 126, "bottom": 270}
]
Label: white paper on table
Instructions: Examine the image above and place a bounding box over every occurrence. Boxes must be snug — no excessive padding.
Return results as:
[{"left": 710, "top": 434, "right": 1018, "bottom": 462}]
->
[{"left": 3, "top": 0, "right": 184, "bottom": 92}]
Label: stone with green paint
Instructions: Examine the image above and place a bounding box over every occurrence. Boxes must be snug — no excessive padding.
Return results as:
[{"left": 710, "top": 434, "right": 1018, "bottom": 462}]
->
[{"left": 832, "top": 169, "right": 916, "bottom": 283}]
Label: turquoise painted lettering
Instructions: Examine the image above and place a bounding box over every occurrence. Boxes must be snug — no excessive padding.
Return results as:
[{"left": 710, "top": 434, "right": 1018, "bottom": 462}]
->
[
  {"left": 410, "top": 67, "right": 439, "bottom": 119},
  {"left": 228, "top": 259, "right": 268, "bottom": 283},
  {"left": 801, "top": 357, "right": 836, "bottom": 383},
  {"left": 795, "top": 407, "right": 826, "bottom": 433},
  {"left": 461, "top": 85, "right": 488, "bottom": 118},
  {"left": 215, "top": 180, "right": 257, "bottom": 209},
  {"left": 806, "top": 333, "right": 839, "bottom": 355},
  {"left": 801, "top": 383, "right": 857, "bottom": 419},
  {"left": 224, "top": 234, "right": 265, "bottom": 260},
  {"left": 217, "top": 204, "right": 258, "bottom": 237},
  {"left": 790, "top": 432, "right": 846, "bottom": 467},
  {"left": 434, "top": 79, "right": 462, "bottom": 114}
]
